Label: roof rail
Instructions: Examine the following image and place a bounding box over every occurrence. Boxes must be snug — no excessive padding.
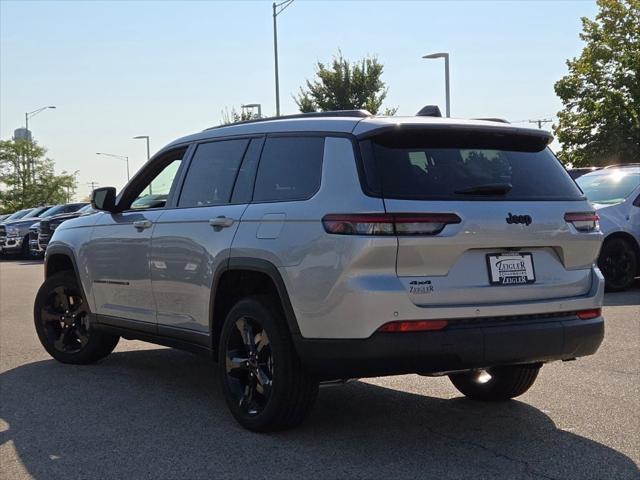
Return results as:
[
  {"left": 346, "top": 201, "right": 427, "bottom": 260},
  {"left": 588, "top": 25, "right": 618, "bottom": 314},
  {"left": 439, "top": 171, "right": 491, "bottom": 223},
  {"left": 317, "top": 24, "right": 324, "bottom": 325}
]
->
[
  {"left": 204, "top": 109, "right": 372, "bottom": 131},
  {"left": 473, "top": 118, "right": 511, "bottom": 124},
  {"left": 603, "top": 163, "right": 640, "bottom": 169}
]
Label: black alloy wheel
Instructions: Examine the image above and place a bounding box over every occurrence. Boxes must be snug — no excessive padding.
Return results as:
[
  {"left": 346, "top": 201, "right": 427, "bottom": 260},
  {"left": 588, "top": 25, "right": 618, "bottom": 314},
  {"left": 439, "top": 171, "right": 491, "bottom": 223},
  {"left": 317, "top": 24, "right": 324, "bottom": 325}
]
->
[
  {"left": 224, "top": 315, "right": 274, "bottom": 416},
  {"left": 34, "top": 270, "right": 119, "bottom": 364},
  {"left": 598, "top": 238, "right": 638, "bottom": 292},
  {"left": 219, "top": 297, "right": 318, "bottom": 432},
  {"left": 39, "top": 285, "right": 90, "bottom": 354}
]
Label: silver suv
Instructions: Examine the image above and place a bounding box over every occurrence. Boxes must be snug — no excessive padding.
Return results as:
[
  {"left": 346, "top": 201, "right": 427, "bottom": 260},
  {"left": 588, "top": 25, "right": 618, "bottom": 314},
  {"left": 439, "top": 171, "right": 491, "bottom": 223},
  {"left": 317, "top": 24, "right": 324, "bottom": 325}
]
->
[{"left": 34, "top": 111, "right": 605, "bottom": 431}]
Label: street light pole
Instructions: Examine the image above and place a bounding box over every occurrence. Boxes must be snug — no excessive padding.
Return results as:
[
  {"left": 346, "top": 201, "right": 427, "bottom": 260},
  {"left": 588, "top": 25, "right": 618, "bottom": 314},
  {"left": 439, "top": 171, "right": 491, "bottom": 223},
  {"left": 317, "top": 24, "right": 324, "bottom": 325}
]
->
[
  {"left": 96, "top": 152, "right": 130, "bottom": 181},
  {"left": 133, "top": 135, "right": 151, "bottom": 192},
  {"left": 273, "top": 0, "right": 294, "bottom": 117},
  {"left": 24, "top": 105, "right": 56, "bottom": 180},
  {"left": 422, "top": 53, "right": 450, "bottom": 117},
  {"left": 133, "top": 135, "right": 150, "bottom": 162}
]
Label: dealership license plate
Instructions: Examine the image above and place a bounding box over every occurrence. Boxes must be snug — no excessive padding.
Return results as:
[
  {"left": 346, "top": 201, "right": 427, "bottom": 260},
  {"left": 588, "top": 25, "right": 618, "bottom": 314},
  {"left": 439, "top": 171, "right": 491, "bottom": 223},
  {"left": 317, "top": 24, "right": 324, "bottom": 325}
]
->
[{"left": 486, "top": 253, "right": 536, "bottom": 285}]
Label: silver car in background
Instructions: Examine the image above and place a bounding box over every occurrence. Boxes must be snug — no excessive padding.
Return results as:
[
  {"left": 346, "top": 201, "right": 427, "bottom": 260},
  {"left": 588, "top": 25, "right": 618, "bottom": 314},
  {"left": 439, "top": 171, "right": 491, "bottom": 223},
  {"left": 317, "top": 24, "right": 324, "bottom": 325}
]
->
[{"left": 576, "top": 165, "right": 640, "bottom": 291}]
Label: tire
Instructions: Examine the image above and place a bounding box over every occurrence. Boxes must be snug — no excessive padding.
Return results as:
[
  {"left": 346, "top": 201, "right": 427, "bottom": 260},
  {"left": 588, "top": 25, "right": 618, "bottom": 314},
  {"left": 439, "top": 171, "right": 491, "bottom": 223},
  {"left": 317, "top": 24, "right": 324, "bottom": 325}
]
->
[
  {"left": 20, "top": 235, "right": 30, "bottom": 259},
  {"left": 219, "top": 296, "right": 318, "bottom": 432},
  {"left": 34, "top": 270, "right": 119, "bottom": 364},
  {"left": 598, "top": 238, "right": 638, "bottom": 292},
  {"left": 449, "top": 364, "right": 541, "bottom": 401}
]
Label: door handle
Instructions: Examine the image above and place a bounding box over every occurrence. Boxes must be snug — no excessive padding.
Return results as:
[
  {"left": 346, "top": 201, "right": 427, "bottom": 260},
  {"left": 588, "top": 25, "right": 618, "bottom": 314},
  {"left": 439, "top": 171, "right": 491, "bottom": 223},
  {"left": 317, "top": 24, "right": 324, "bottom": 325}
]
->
[
  {"left": 209, "top": 216, "right": 235, "bottom": 229},
  {"left": 133, "top": 220, "right": 153, "bottom": 230}
]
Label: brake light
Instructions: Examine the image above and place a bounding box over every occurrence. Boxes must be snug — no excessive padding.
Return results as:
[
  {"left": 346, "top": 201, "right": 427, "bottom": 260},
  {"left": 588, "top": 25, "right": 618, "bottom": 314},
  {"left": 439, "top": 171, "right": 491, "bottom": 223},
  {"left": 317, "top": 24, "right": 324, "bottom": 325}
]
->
[
  {"left": 377, "top": 320, "right": 448, "bottom": 332},
  {"left": 577, "top": 308, "right": 601, "bottom": 320},
  {"left": 322, "top": 213, "right": 461, "bottom": 236},
  {"left": 564, "top": 212, "right": 599, "bottom": 232}
]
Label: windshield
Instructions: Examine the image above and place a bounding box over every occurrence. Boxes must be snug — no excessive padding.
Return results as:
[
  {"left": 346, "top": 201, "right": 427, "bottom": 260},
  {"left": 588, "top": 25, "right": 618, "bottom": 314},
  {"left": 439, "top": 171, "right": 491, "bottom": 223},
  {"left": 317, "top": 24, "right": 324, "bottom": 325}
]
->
[
  {"left": 23, "top": 206, "right": 53, "bottom": 218},
  {"left": 4, "top": 209, "right": 32, "bottom": 221},
  {"left": 576, "top": 170, "right": 640, "bottom": 204}
]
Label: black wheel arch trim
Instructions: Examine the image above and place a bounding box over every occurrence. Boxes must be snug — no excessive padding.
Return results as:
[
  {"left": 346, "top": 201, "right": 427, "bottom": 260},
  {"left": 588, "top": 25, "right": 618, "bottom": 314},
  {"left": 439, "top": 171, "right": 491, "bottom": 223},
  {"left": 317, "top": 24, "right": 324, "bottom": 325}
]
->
[
  {"left": 43, "top": 245, "right": 90, "bottom": 307},
  {"left": 210, "top": 257, "right": 302, "bottom": 339}
]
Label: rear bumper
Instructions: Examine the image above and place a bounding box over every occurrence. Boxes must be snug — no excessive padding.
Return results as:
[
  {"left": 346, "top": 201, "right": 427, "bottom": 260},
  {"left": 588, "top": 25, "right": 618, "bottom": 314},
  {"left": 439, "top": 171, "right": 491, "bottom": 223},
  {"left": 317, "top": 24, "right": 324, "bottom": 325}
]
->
[{"left": 295, "top": 313, "right": 604, "bottom": 380}]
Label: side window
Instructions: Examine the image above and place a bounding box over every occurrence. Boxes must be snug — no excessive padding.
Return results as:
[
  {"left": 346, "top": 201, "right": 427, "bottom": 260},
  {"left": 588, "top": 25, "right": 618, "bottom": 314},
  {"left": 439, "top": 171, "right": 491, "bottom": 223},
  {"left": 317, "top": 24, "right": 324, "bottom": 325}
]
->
[
  {"left": 131, "top": 156, "right": 184, "bottom": 210},
  {"left": 178, "top": 139, "right": 249, "bottom": 207},
  {"left": 231, "top": 138, "right": 263, "bottom": 204},
  {"left": 253, "top": 136, "right": 325, "bottom": 202}
]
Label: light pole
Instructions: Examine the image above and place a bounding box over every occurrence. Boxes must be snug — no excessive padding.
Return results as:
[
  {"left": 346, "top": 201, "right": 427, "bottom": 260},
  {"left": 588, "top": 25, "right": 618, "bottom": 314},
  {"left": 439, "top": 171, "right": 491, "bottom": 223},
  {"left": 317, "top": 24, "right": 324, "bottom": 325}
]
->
[
  {"left": 241, "top": 103, "right": 262, "bottom": 119},
  {"left": 24, "top": 105, "right": 56, "bottom": 180},
  {"left": 96, "top": 152, "right": 130, "bottom": 181},
  {"left": 133, "top": 135, "right": 150, "bottom": 162},
  {"left": 422, "top": 53, "right": 450, "bottom": 117},
  {"left": 273, "top": 0, "right": 294, "bottom": 117},
  {"left": 25, "top": 105, "right": 56, "bottom": 138},
  {"left": 132, "top": 136, "right": 151, "bottom": 193}
]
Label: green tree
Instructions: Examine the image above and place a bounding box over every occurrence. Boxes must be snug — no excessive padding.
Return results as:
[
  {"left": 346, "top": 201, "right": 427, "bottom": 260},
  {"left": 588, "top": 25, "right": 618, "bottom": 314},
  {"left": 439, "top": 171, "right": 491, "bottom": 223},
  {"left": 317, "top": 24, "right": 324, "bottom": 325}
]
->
[
  {"left": 220, "top": 107, "right": 261, "bottom": 125},
  {"left": 554, "top": 0, "right": 640, "bottom": 166},
  {"left": 0, "top": 139, "right": 77, "bottom": 213},
  {"left": 295, "top": 52, "right": 397, "bottom": 115}
]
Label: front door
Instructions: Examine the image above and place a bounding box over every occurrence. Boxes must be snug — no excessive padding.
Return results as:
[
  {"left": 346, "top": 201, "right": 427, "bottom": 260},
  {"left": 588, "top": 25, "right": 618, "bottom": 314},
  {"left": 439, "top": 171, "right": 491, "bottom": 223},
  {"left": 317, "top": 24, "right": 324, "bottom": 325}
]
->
[{"left": 88, "top": 150, "right": 185, "bottom": 325}]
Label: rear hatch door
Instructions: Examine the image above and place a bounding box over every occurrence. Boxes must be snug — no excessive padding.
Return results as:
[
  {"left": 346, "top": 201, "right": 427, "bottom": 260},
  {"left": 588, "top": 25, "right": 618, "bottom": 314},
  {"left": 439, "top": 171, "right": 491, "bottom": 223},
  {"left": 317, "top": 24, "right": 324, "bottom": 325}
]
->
[{"left": 358, "top": 125, "right": 601, "bottom": 306}]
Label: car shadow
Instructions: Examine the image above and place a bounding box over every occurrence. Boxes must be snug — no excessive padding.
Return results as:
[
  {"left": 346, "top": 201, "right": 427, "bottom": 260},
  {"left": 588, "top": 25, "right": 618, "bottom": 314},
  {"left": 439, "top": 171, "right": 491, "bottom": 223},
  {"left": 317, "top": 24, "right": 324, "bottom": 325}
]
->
[
  {"left": 603, "top": 279, "right": 640, "bottom": 306},
  {"left": 0, "top": 348, "right": 637, "bottom": 480}
]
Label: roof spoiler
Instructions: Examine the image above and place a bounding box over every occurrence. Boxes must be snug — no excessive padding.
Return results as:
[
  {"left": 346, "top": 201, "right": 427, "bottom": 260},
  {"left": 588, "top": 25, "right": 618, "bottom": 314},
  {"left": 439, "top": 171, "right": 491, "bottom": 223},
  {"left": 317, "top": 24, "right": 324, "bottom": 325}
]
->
[{"left": 416, "top": 105, "right": 442, "bottom": 117}]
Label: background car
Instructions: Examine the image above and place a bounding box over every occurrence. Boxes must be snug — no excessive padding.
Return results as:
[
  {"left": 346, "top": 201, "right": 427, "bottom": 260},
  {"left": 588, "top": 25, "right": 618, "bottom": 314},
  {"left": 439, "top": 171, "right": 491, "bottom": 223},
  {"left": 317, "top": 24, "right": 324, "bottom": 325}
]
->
[
  {"left": 576, "top": 165, "right": 640, "bottom": 291},
  {"left": 568, "top": 166, "right": 602, "bottom": 180},
  {"left": 1, "top": 203, "right": 86, "bottom": 258},
  {"left": 32, "top": 204, "right": 94, "bottom": 256}
]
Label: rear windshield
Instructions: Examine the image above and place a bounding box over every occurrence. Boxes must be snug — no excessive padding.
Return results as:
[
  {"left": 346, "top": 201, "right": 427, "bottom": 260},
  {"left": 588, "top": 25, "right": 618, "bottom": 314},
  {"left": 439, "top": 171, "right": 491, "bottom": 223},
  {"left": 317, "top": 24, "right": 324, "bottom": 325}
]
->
[{"left": 359, "top": 131, "right": 583, "bottom": 201}]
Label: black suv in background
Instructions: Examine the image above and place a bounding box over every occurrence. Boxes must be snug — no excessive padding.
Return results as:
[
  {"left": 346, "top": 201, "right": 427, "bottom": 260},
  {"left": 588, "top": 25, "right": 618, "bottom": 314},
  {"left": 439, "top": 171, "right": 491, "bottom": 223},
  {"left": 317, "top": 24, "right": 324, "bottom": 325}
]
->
[{"left": 30, "top": 204, "right": 93, "bottom": 256}]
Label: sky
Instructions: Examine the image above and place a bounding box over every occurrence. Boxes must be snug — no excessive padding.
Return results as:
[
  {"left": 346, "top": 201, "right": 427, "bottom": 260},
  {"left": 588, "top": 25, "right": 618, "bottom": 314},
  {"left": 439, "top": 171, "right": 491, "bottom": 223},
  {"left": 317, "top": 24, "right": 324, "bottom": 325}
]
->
[{"left": 0, "top": 0, "right": 598, "bottom": 199}]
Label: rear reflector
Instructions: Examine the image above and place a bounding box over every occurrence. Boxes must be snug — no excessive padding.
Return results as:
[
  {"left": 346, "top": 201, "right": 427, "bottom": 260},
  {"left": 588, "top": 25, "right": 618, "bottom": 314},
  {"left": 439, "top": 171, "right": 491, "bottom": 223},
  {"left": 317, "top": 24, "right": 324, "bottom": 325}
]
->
[
  {"left": 577, "top": 308, "right": 601, "bottom": 320},
  {"left": 564, "top": 212, "right": 599, "bottom": 232},
  {"left": 377, "top": 320, "right": 448, "bottom": 332},
  {"left": 322, "top": 213, "right": 461, "bottom": 236}
]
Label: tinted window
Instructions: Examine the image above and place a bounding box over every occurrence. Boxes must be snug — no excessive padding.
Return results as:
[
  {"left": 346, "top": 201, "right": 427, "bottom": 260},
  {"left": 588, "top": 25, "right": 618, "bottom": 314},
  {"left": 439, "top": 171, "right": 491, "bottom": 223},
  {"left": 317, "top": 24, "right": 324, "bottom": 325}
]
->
[
  {"left": 254, "top": 137, "right": 324, "bottom": 202},
  {"left": 178, "top": 139, "right": 249, "bottom": 208},
  {"left": 360, "top": 132, "right": 583, "bottom": 201},
  {"left": 231, "top": 138, "right": 263, "bottom": 204}
]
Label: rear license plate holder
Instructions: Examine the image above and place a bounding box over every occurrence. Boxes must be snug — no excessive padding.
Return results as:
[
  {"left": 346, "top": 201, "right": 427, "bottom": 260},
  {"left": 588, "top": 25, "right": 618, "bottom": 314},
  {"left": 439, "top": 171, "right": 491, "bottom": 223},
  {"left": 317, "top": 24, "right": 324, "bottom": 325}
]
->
[{"left": 486, "top": 253, "right": 536, "bottom": 286}]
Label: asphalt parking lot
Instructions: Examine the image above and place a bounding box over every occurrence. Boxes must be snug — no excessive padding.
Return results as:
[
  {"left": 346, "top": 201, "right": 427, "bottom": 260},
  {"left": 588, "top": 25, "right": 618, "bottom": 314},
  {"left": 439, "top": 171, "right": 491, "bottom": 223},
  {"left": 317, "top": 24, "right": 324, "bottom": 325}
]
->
[{"left": 1, "top": 259, "right": 638, "bottom": 480}]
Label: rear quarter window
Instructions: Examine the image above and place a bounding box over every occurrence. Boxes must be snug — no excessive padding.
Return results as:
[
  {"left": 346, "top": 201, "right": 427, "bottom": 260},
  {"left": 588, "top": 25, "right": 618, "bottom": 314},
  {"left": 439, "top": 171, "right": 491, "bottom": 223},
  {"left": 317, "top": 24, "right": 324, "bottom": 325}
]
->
[{"left": 253, "top": 136, "right": 325, "bottom": 202}]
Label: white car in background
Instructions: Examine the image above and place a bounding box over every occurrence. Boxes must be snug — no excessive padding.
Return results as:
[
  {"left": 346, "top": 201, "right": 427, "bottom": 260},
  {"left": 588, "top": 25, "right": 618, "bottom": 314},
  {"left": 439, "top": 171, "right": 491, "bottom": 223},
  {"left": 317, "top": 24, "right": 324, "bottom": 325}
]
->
[{"left": 576, "top": 165, "right": 640, "bottom": 291}]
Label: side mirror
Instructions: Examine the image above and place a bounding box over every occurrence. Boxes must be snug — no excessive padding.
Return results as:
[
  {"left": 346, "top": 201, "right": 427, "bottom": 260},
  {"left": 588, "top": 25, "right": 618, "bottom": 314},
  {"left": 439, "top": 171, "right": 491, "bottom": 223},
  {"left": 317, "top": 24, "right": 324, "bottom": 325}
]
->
[{"left": 91, "top": 187, "right": 117, "bottom": 212}]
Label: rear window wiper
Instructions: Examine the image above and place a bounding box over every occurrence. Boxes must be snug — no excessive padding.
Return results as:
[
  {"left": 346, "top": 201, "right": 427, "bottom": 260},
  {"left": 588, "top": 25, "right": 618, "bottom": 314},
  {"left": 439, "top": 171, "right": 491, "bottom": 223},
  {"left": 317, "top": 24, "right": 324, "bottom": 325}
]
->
[{"left": 454, "top": 183, "right": 513, "bottom": 195}]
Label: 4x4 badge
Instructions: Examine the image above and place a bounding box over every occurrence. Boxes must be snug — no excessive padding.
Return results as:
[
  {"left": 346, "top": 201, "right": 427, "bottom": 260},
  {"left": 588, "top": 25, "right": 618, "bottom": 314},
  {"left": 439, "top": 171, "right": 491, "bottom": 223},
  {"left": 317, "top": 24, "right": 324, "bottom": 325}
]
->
[{"left": 506, "top": 212, "right": 532, "bottom": 226}]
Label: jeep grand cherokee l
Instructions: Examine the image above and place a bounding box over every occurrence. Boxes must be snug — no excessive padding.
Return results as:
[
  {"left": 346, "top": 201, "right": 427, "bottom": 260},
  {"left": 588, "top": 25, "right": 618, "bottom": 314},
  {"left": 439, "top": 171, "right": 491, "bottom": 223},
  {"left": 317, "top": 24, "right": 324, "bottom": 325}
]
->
[{"left": 34, "top": 110, "right": 604, "bottom": 432}]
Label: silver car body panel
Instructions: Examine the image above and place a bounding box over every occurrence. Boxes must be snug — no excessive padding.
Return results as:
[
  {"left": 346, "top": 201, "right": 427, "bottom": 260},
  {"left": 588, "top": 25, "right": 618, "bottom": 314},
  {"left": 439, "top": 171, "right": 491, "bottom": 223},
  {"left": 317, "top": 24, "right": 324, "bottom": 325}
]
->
[{"left": 47, "top": 116, "right": 605, "bottom": 341}]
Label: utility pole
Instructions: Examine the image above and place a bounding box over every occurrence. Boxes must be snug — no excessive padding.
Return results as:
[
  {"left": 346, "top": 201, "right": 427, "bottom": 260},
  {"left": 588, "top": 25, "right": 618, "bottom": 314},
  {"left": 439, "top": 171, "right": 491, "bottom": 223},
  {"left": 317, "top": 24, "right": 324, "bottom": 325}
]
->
[
  {"left": 529, "top": 119, "right": 552, "bottom": 129},
  {"left": 273, "top": 0, "right": 294, "bottom": 117},
  {"left": 87, "top": 181, "right": 99, "bottom": 194}
]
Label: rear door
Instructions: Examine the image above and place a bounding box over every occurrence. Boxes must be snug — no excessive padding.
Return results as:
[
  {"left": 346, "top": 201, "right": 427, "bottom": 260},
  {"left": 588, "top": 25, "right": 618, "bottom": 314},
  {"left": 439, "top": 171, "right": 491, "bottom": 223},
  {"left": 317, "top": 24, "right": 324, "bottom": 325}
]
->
[
  {"left": 359, "top": 127, "right": 602, "bottom": 307},
  {"left": 150, "top": 137, "right": 262, "bottom": 336}
]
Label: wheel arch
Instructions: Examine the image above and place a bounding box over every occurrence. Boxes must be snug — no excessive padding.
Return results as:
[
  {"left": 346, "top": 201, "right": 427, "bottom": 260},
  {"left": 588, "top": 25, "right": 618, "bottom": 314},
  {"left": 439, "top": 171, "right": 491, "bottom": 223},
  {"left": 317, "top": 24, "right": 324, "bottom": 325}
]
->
[
  {"left": 209, "top": 258, "right": 301, "bottom": 355},
  {"left": 44, "top": 246, "right": 91, "bottom": 309}
]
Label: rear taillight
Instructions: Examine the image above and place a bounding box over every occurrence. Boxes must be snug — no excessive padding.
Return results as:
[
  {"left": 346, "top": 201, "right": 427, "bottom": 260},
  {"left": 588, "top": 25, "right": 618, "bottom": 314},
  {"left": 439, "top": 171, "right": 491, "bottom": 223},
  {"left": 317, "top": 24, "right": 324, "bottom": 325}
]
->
[
  {"left": 322, "top": 213, "right": 461, "bottom": 236},
  {"left": 377, "top": 320, "right": 448, "bottom": 332},
  {"left": 577, "top": 308, "right": 601, "bottom": 320},
  {"left": 564, "top": 212, "right": 599, "bottom": 232}
]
